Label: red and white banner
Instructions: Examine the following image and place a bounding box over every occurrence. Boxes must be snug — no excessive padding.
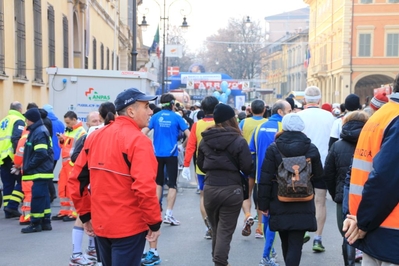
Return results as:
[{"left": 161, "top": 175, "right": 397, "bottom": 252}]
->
[
  {"left": 193, "top": 80, "right": 243, "bottom": 90},
  {"left": 167, "top": 66, "right": 180, "bottom": 77}
]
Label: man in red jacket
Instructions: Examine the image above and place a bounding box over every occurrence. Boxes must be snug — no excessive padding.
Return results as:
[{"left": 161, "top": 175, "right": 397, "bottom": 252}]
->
[{"left": 68, "top": 88, "right": 161, "bottom": 266}]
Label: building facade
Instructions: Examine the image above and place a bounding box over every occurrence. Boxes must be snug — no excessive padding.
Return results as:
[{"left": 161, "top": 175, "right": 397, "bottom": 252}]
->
[
  {"left": 0, "top": 0, "right": 148, "bottom": 118},
  {"left": 260, "top": 8, "right": 310, "bottom": 104},
  {"left": 304, "top": 0, "right": 399, "bottom": 104}
]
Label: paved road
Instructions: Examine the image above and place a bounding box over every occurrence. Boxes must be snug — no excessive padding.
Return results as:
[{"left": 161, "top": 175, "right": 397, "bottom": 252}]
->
[{"left": 0, "top": 175, "right": 354, "bottom": 266}]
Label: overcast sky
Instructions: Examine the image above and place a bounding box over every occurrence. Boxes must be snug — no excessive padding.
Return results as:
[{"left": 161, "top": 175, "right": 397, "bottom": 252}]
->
[{"left": 140, "top": 0, "right": 308, "bottom": 52}]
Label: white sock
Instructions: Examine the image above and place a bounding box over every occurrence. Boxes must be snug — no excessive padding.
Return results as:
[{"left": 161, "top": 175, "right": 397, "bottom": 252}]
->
[
  {"left": 150, "top": 248, "right": 158, "bottom": 256},
  {"left": 72, "top": 226, "right": 84, "bottom": 254},
  {"left": 166, "top": 209, "right": 172, "bottom": 217},
  {"left": 88, "top": 236, "right": 95, "bottom": 249}
]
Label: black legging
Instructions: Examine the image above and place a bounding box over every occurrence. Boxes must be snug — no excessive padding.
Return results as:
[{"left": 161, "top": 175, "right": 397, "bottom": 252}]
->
[{"left": 279, "top": 230, "right": 306, "bottom": 266}]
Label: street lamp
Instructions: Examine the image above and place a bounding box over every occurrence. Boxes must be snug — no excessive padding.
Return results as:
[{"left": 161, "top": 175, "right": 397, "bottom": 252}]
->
[
  {"left": 139, "top": 0, "right": 191, "bottom": 95},
  {"left": 131, "top": 0, "right": 138, "bottom": 71},
  {"left": 227, "top": 44, "right": 232, "bottom": 53},
  {"left": 245, "top": 16, "right": 251, "bottom": 28}
]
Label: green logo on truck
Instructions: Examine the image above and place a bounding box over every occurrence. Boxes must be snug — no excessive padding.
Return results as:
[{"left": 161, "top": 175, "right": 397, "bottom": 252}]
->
[{"left": 85, "top": 88, "right": 111, "bottom": 101}]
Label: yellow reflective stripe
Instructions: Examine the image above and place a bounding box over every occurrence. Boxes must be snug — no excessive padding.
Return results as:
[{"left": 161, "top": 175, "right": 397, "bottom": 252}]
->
[
  {"left": 9, "top": 196, "right": 23, "bottom": 203},
  {"left": 22, "top": 173, "right": 54, "bottom": 181},
  {"left": 69, "top": 161, "right": 74, "bottom": 167},
  {"left": 277, "top": 121, "right": 282, "bottom": 132},
  {"left": 13, "top": 190, "right": 24, "bottom": 198},
  {"left": 350, "top": 183, "right": 364, "bottom": 196},
  {"left": 3, "top": 195, "right": 11, "bottom": 200},
  {"left": 44, "top": 208, "right": 51, "bottom": 214},
  {"left": 352, "top": 158, "right": 373, "bottom": 173},
  {"left": 30, "top": 213, "right": 45, "bottom": 218},
  {"left": 34, "top": 144, "right": 48, "bottom": 150},
  {"left": 24, "top": 214, "right": 31, "bottom": 220}
]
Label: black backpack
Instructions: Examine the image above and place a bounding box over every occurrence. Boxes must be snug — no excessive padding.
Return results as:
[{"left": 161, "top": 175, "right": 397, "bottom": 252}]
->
[{"left": 275, "top": 145, "right": 314, "bottom": 202}]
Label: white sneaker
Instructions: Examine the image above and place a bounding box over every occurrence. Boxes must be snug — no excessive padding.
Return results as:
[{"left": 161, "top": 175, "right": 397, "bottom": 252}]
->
[
  {"left": 163, "top": 215, "right": 181, "bottom": 226},
  {"left": 70, "top": 253, "right": 96, "bottom": 266},
  {"left": 259, "top": 257, "right": 279, "bottom": 266},
  {"left": 85, "top": 247, "right": 97, "bottom": 261}
]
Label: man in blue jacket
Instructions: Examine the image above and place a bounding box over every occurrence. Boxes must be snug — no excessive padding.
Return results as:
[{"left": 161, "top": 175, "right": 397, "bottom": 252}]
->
[{"left": 21, "top": 108, "right": 54, "bottom": 233}]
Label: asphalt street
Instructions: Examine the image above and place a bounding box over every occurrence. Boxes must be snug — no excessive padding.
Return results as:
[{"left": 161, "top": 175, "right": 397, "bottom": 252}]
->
[{"left": 0, "top": 172, "right": 354, "bottom": 266}]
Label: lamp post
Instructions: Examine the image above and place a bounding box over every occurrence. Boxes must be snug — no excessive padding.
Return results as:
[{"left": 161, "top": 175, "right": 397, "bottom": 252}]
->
[
  {"left": 139, "top": 0, "right": 191, "bottom": 95},
  {"left": 131, "top": 0, "right": 138, "bottom": 71}
]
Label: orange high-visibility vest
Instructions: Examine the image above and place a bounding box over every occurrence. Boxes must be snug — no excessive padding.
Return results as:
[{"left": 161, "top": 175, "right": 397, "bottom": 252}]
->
[
  {"left": 60, "top": 122, "right": 86, "bottom": 160},
  {"left": 349, "top": 100, "right": 399, "bottom": 229},
  {"left": 14, "top": 128, "right": 29, "bottom": 168}
]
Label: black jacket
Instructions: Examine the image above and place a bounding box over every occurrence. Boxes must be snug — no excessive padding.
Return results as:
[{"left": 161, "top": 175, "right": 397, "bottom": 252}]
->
[
  {"left": 197, "top": 126, "right": 252, "bottom": 186},
  {"left": 324, "top": 120, "right": 365, "bottom": 203},
  {"left": 22, "top": 120, "right": 54, "bottom": 180},
  {"left": 258, "top": 131, "right": 323, "bottom": 232}
]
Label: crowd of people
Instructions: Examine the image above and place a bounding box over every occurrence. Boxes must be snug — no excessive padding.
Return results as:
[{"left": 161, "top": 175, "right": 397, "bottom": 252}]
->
[{"left": 1, "top": 72, "right": 399, "bottom": 266}]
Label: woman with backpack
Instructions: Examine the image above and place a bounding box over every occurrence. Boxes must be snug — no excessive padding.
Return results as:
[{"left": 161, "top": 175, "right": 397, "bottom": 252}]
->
[{"left": 258, "top": 113, "right": 324, "bottom": 266}]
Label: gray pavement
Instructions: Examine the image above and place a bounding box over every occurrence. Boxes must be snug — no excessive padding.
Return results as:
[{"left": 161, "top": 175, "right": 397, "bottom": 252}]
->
[{"left": 0, "top": 176, "right": 352, "bottom": 266}]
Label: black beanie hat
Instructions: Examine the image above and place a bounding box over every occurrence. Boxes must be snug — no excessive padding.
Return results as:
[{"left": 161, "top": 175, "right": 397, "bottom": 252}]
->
[
  {"left": 344, "top": 94, "right": 361, "bottom": 111},
  {"left": 24, "top": 108, "right": 41, "bottom": 123},
  {"left": 213, "top": 103, "right": 235, "bottom": 124}
]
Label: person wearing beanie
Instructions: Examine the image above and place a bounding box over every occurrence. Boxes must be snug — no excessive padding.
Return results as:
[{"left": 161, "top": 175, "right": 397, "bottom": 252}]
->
[
  {"left": 330, "top": 93, "right": 362, "bottom": 149},
  {"left": 181, "top": 96, "right": 219, "bottom": 240},
  {"left": 197, "top": 103, "right": 252, "bottom": 266},
  {"left": 322, "top": 103, "right": 332, "bottom": 113},
  {"left": 20, "top": 107, "right": 54, "bottom": 233},
  {"left": 370, "top": 91, "right": 389, "bottom": 111},
  {"left": 24, "top": 108, "right": 41, "bottom": 123},
  {"left": 344, "top": 94, "right": 362, "bottom": 112},
  {"left": 250, "top": 100, "right": 292, "bottom": 265},
  {"left": 281, "top": 112, "right": 305, "bottom": 132},
  {"left": 324, "top": 110, "right": 369, "bottom": 266},
  {"left": 258, "top": 112, "right": 323, "bottom": 266}
]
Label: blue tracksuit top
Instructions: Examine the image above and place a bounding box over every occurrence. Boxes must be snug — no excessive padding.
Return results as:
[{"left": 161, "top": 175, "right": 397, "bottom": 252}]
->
[{"left": 249, "top": 114, "right": 283, "bottom": 183}]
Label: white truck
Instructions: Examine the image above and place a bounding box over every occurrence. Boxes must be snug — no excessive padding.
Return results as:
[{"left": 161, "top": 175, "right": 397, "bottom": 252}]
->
[
  {"left": 46, "top": 67, "right": 157, "bottom": 180},
  {"left": 47, "top": 67, "right": 157, "bottom": 123}
]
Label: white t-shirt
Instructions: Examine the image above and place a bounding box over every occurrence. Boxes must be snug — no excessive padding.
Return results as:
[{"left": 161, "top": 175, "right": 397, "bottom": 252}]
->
[
  {"left": 330, "top": 117, "right": 343, "bottom": 139},
  {"left": 298, "top": 107, "right": 335, "bottom": 167}
]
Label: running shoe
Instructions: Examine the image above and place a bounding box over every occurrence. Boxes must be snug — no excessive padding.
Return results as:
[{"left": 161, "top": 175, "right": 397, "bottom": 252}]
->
[
  {"left": 141, "top": 251, "right": 161, "bottom": 266},
  {"left": 242, "top": 216, "right": 254, "bottom": 236},
  {"left": 69, "top": 253, "right": 96, "bottom": 266},
  {"left": 163, "top": 215, "right": 181, "bottom": 226}
]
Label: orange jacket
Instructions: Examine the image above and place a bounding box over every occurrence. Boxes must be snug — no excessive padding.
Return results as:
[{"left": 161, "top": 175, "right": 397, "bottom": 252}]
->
[
  {"left": 14, "top": 128, "right": 29, "bottom": 168},
  {"left": 68, "top": 116, "right": 161, "bottom": 238},
  {"left": 183, "top": 117, "right": 214, "bottom": 174},
  {"left": 60, "top": 122, "right": 86, "bottom": 160}
]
